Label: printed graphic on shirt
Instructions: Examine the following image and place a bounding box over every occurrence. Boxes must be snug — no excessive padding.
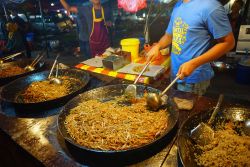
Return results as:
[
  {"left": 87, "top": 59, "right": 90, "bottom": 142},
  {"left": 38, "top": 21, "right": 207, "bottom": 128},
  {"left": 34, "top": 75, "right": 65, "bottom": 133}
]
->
[{"left": 172, "top": 17, "right": 189, "bottom": 55}]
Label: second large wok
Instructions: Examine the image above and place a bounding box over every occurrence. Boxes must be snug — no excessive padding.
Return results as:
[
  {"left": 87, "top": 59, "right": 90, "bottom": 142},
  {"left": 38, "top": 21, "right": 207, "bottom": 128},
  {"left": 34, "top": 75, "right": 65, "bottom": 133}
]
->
[
  {"left": 177, "top": 106, "right": 250, "bottom": 167},
  {"left": 57, "top": 84, "right": 179, "bottom": 166},
  {"left": 0, "top": 69, "right": 89, "bottom": 110},
  {"left": 0, "top": 58, "right": 45, "bottom": 86}
]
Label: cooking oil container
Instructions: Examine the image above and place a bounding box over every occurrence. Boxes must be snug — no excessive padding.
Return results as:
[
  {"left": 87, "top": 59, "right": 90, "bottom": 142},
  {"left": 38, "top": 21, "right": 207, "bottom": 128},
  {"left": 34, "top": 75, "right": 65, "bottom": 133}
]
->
[{"left": 120, "top": 38, "right": 140, "bottom": 62}]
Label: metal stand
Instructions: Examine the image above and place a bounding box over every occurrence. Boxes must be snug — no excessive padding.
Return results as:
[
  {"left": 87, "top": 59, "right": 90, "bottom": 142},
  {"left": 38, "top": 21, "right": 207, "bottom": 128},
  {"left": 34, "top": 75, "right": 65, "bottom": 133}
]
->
[
  {"left": 38, "top": 0, "right": 49, "bottom": 58},
  {"left": 2, "top": 2, "right": 9, "bottom": 21}
]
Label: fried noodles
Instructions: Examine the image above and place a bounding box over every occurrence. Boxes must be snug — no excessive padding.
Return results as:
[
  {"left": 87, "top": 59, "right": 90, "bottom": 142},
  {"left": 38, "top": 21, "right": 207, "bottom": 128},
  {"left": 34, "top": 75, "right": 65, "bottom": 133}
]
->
[
  {"left": 19, "top": 76, "right": 81, "bottom": 103},
  {"left": 133, "top": 65, "right": 150, "bottom": 73},
  {"left": 0, "top": 66, "right": 26, "bottom": 78},
  {"left": 64, "top": 98, "right": 169, "bottom": 151},
  {"left": 195, "top": 122, "right": 250, "bottom": 167}
]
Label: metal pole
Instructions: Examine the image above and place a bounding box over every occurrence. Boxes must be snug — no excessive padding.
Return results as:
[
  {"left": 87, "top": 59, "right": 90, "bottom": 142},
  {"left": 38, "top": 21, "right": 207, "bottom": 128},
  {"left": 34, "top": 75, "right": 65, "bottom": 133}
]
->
[
  {"left": 2, "top": 2, "right": 9, "bottom": 21},
  {"left": 38, "top": 0, "right": 49, "bottom": 58}
]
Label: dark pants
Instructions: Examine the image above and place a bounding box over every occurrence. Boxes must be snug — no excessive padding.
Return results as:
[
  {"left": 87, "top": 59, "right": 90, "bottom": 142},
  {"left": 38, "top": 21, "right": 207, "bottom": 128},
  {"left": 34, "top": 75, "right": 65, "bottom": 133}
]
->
[{"left": 79, "top": 40, "right": 91, "bottom": 60}]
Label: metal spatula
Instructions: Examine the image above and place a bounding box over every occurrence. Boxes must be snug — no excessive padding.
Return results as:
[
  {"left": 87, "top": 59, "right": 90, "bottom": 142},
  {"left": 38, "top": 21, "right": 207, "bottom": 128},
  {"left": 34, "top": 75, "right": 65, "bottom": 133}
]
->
[
  {"left": 124, "top": 61, "right": 151, "bottom": 98},
  {"left": 190, "top": 94, "right": 224, "bottom": 146}
]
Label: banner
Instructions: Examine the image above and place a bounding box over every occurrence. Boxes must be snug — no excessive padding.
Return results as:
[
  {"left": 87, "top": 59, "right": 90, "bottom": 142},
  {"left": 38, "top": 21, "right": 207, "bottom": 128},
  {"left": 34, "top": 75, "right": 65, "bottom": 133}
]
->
[{"left": 118, "top": 0, "right": 147, "bottom": 13}]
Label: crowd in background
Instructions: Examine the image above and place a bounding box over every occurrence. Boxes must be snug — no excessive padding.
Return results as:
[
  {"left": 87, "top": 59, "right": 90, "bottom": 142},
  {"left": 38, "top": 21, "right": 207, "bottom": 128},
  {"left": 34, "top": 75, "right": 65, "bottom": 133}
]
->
[
  {"left": 0, "top": 0, "right": 246, "bottom": 59},
  {"left": 0, "top": 10, "right": 32, "bottom": 58}
]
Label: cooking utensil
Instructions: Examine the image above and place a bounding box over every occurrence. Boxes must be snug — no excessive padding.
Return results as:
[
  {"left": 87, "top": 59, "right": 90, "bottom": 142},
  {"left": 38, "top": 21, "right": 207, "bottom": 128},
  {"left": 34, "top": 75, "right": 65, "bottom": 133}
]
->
[
  {"left": 24, "top": 53, "right": 44, "bottom": 71},
  {"left": 57, "top": 84, "right": 179, "bottom": 166},
  {"left": 0, "top": 69, "right": 89, "bottom": 110},
  {"left": 102, "top": 54, "right": 126, "bottom": 70},
  {"left": 190, "top": 94, "right": 224, "bottom": 146},
  {"left": 0, "top": 51, "right": 23, "bottom": 64},
  {"left": 147, "top": 75, "right": 180, "bottom": 110},
  {"left": 124, "top": 61, "right": 151, "bottom": 98},
  {"left": 49, "top": 62, "right": 62, "bottom": 85},
  {"left": 47, "top": 55, "right": 62, "bottom": 85}
]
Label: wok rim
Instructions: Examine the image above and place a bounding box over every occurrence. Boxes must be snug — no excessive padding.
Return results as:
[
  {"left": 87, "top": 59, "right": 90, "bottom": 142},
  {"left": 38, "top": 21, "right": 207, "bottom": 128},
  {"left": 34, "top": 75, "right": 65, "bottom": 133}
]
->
[
  {"left": 57, "top": 84, "right": 179, "bottom": 153},
  {"left": 0, "top": 68, "right": 90, "bottom": 105},
  {"left": 0, "top": 58, "right": 45, "bottom": 80}
]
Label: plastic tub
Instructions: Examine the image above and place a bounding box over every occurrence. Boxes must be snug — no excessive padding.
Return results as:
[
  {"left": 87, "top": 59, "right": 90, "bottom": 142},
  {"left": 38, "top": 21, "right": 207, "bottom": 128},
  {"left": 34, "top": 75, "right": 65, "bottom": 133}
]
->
[
  {"left": 120, "top": 38, "right": 140, "bottom": 62},
  {"left": 236, "top": 60, "right": 250, "bottom": 84}
]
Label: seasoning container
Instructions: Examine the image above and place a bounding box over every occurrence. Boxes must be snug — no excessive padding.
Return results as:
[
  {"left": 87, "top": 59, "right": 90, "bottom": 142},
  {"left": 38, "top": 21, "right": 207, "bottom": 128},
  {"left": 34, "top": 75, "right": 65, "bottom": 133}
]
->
[
  {"left": 120, "top": 38, "right": 140, "bottom": 62},
  {"left": 102, "top": 54, "right": 125, "bottom": 71}
]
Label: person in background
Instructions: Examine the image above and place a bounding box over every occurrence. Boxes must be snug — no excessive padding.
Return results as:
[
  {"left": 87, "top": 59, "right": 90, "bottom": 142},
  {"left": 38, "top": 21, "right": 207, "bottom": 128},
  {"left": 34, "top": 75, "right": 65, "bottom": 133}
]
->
[
  {"left": 228, "top": 0, "right": 244, "bottom": 42},
  {"left": 1, "top": 22, "right": 25, "bottom": 54},
  {"left": 0, "top": 15, "right": 7, "bottom": 50},
  {"left": 60, "top": 0, "right": 113, "bottom": 59},
  {"left": 10, "top": 10, "right": 31, "bottom": 57},
  {"left": 147, "top": 0, "right": 235, "bottom": 95},
  {"left": 74, "top": 2, "right": 91, "bottom": 58}
]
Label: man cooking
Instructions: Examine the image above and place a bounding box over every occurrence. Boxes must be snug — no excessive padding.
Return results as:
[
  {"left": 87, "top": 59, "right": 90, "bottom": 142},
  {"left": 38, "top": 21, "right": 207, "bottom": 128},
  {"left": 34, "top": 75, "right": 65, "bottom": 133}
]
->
[{"left": 147, "top": 0, "right": 235, "bottom": 95}]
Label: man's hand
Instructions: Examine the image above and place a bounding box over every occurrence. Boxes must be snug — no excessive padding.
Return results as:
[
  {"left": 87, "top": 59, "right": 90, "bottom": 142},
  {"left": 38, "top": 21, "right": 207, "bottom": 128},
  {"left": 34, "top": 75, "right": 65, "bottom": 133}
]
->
[
  {"left": 146, "top": 44, "right": 160, "bottom": 63},
  {"left": 60, "top": 0, "right": 78, "bottom": 13},
  {"left": 177, "top": 60, "right": 198, "bottom": 80}
]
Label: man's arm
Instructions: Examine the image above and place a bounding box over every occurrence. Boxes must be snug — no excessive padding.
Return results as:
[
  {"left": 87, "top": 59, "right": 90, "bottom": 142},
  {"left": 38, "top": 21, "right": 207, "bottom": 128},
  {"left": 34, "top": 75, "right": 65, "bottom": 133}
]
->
[
  {"left": 60, "top": 0, "right": 78, "bottom": 13},
  {"left": 177, "top": 32, "right": 235, "bottom": 79},
  {"left": 146, "top": 33, "right": 172, "bottom": 62}
]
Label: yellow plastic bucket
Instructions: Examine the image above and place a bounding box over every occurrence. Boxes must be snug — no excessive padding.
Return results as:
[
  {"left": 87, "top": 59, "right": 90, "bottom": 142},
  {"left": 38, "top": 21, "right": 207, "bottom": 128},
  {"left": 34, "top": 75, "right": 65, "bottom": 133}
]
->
[{"left": 120, "top": 38, "right": 140, "bottom": 62}]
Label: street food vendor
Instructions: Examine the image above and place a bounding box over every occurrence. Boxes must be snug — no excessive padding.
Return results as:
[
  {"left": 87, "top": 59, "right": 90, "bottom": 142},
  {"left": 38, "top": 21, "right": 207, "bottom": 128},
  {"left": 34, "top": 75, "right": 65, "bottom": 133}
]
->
[
  {"left": 147, "top": 0, "right": 235, "bottom": 95},
  {"left": 60, "top": 0, "right": 112, "bottom": 58},
  {"left": 1, "top": 22, "right": 25, "bottom": 55}
]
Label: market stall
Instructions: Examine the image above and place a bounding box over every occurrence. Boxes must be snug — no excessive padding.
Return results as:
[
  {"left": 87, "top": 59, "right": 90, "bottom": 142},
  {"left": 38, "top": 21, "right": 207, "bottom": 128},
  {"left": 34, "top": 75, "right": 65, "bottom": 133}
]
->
[{"left": 0, "top": 66, "right": 249, "bottom": 166}]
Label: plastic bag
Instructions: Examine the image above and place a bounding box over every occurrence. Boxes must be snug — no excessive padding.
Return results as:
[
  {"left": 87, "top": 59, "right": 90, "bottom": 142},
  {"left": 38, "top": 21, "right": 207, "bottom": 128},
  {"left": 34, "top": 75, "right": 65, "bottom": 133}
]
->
[{"left": 118, "top": 0, "right": 147, "bottom": 13}]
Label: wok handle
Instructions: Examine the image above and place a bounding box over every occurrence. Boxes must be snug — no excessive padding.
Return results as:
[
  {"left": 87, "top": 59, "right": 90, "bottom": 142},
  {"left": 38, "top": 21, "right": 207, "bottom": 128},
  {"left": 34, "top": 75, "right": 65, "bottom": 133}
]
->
[
  {"left": 133, "top": 61, "right": 151, "bottom": 84},
  {"left": 208, "top": 94, "right": 224, "bottom": 125}
]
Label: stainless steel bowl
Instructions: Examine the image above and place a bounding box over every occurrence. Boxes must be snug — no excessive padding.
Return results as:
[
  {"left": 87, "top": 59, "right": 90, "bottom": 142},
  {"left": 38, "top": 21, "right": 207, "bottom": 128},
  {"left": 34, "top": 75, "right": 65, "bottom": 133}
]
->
[{"left": 211, "top": 61, "right": 234, "bottom": 72}]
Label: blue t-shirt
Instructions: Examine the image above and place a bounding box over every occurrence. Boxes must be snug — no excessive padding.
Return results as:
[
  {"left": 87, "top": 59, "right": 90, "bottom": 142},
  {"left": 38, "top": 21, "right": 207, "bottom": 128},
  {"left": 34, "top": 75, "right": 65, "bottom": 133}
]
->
[{"left": 166, "top": 0, "right": 232, "bottom": 83}]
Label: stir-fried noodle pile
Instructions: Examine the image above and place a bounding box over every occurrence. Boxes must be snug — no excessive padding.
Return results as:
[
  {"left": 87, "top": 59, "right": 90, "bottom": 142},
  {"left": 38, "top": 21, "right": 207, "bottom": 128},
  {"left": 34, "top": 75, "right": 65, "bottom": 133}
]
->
[
  {"left": 195, "top": 122, "right": 250, "bottom": 167},
  {"left": 19, "top": 76, "right": 80, "bottom": 103},
  {"left": 65, "top": 98, "right": 169, "bottom": 150},
  {"left": 0, "top": 66, "right": 26, "bottom": 77}
]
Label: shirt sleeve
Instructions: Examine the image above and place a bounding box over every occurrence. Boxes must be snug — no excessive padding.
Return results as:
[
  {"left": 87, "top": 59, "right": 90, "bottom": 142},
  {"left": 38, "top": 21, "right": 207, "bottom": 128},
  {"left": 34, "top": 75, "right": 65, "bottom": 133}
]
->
[
  {"left": 206, "top": 6, "right": 232, "bottom": 39},
  {"left": 166, "top": 16, "right": 174, "bottom": 35}
]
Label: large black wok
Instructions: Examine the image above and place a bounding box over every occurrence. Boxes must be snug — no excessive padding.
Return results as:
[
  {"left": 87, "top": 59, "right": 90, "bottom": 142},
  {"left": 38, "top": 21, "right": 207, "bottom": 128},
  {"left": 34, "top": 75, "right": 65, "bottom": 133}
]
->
[
  {"left": 57, "top": 84, "right": 179, "bottom": 166},
  {"left": 0, "top": 58, "right": 45, "bottom": 86},
  {"left": 178, "top": 106, "right": 250, "bottom": 167},
  {"left": 0, "top": 69, "right": 89, "bottom": 110}
]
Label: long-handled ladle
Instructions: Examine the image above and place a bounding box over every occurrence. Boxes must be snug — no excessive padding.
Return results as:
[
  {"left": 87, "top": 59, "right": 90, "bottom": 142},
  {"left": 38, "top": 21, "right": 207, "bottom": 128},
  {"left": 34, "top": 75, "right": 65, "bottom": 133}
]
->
[
  {"left": 48, "top": 55, "right": 61, "bottom": 85},
  {"left": 0, "top": 51, "right": 23, "bottom": 64},
  {"left": 24, "top": 53, "right": 44, "bottom": 71},
  {"left": 124, "top": 61, "right": 151, "bottom": 98},
  {"left": 49, "top": 62, "right": 62, "bottom": 85},
  {"left": 146, "top": 75, "right": 180, "bottom": 110}
]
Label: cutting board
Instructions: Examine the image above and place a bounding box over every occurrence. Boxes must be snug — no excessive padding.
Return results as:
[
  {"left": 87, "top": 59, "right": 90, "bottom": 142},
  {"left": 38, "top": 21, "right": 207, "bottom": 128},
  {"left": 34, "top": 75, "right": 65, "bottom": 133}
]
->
[
  {"left": 117, "top": 63, "right": 165, "bottom": 78},
  {"left": 81, "top": 57, "right": 103, "bottom": 68}
]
